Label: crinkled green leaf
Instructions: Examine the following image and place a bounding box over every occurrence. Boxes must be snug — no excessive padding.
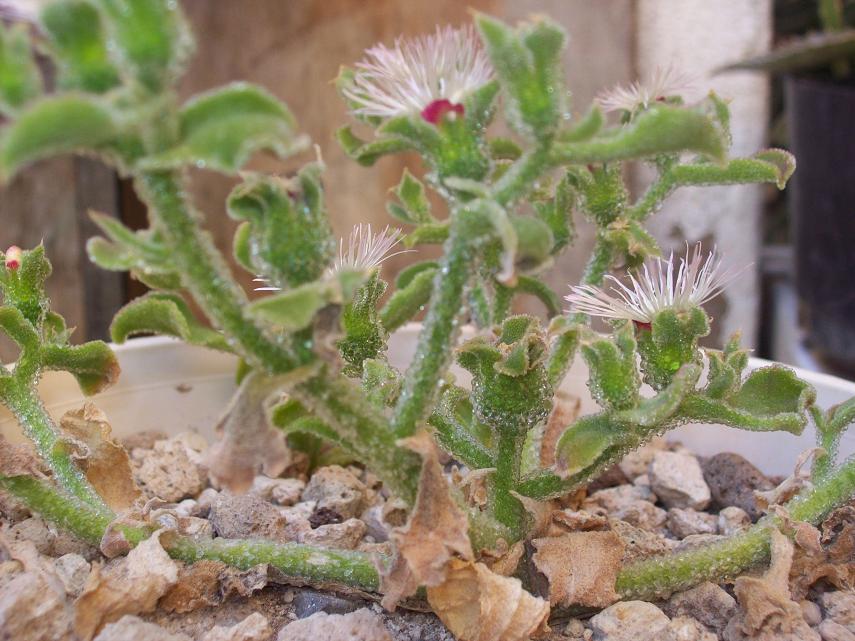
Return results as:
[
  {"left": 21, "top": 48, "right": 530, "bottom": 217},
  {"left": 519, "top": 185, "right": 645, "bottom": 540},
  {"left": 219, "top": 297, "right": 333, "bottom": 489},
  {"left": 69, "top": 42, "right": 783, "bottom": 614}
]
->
[
  {"left": 110, "top": 292, "right": 231, "bottom": 351},
  {"left": 1, "top": 245, "right": 50, "bottom": 328},
  {"left": 391, "top": 168, "right": 432, "bottom": 224},
  {"left": 41, "top": 340, "right": 119, "bottom": 395},
  {"left": 0, "top": 94, "right": 118, "bottom": 179},
  {"left": 335, "top": 125, "right": 412, "bottom": 166},
  {"left": 39, "top": 0, "right": 120, "bottom": 93},
  {"left": 140, "top": 83, "right": 306, "bottom": 173},
  {"left": 91, "top": 0, "right": 193, "bottom": 92},
  {"left": 553, "top": 104, "right": 727, "bottom": 164},
  {"left": 337, "top": 271, "right": 387, "bottom": 376},
  {"left": 0, "top": 305, "right": 39, "bottom": 350},
  {"left": 0, "top": 23, "right": 42, "bottom": 115},
  {"left": 248, "top": 269, "right": 366, "bottom": 331},
  {"left": 404, "top": 221, "right": 450, "bottom": 247},
  {"left": 581, "top": 323, "right": 640, "bottom": 411},
  {"left": 533, "top": 171, "right": 575, "bottom": 253},
  {"left": 555, "top": 412, "right": 623, "bottom": 476},
  {"left": 380, "top": 266, "right": 435, "bottom": 333},
  {"left": 361, "top": 358, "right": 402, "bottom": 408},
  {"left": 227, "top": 166, "right": 334, "bottom": 287},
  {"left": 615, "top": 363, "right": 700, "bottom": 427},
  {"left": 476, "top": 13, "right": 566, "bottom": 139}
]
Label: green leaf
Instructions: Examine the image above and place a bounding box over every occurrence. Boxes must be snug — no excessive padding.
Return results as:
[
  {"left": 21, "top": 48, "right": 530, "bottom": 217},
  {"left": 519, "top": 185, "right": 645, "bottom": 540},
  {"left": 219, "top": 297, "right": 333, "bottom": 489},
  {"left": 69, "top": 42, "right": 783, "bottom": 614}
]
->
[
  {"left": 39, "top": 0, "right": 120, "bottom": 93},
  {"left": 552, "top": 104, "right": 727, "bottom": 164},
  {"left": 391, "top": 168, "right": 432, "bottom": 224},
  {"left": 0, "top": 94, "right": 118, "bottom": 179},
  {"left": 91, "top": 0, "right": 192, "bottom": 92},
  {"left": 720, "top": 29, "right": 855, "bottom": 75},
  {"left": 395, "top": 261, "right": 438, "bottom": 289},
  {"left": 580, "top": 323, "right": 640, "bottom": 411},
  {"left": 337, "top": 271, "right": 387, "bottom": 375},
  {"left": 41, "top": 341, "right": 119, "bottom": 395},
  {"left": 637, "top": 307, "right": 709, "bottom": 390},
  {"left": 0, "top": 305, "right": 39, "bottom": 350},
  {"left": 226, "top": 167, "right": 334, "bottom": 288},
  {"left": 110, "top": 292, "right": 231, "bottom": 351},
  {"left": 2, "top": 245, "right": 51, "bottom": 328},
  {"left": 361, "top": 358, "right": 402, "bottom": 408},
  {"left": 615, "top": 363, "right": 700, "bottom": 427},
  {"left": 488, "top": 137, "right": 523, "bottom": 161},
  {"left": 554, "top": 412, "right": 623, "bottom": 475},
  {"left": 476, "top": 13, "right": 566, "bottom": 139},
  {"left": 140, "top": 83, "right": 306, "bottom": 173},
  {"left": 248, "top": 269, "right": 366, "bottom": 331},
  {"left": 533, "top": 171, "right": 575, "bottom": 253},
  {"left": 335, "top": 125, "right": 412, "bottom": 166},
  {"left": 0, "top": 23, "right": 42, "bottom": 115},
  {"left": 404, "top": 221, "right": 450, "bottom": 247},
  {"left": 380, "top": 267, "right": 435, "bottom": 333},
  {"left": 681, "top": 365, "right": 816, "bottom": 435},
  {"left": 558, "top": 105, "right": 604, "bottom": 143}
]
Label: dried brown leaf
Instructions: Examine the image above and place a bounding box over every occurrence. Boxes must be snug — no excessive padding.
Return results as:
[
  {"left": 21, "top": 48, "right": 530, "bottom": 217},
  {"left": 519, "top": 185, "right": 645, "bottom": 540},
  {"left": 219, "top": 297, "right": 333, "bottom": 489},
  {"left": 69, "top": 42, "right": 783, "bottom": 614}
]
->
[
  {"left": 789, "top": 505, "right": 855, "bottom": 599},
  {"left": 480, "top": 540, "right": 524, "bottom": 577},
  {"left": 725, "top": 529, "right": 819, "bottom": 641},
  {"left": 753, "top": 448, "right": 821, "bottom": 513},
  {"left": 207, "top": 372, "right": 290, "bottom": 493},
  {"left": 530, "top": 531, "right": 624, "bottom": 608},
  {"left": 74, "top": 531, "right": 179, "bottom": 640},
  {"left": 426, "top": 559, "right": 549, "bottom": 641},
  {"left": 59, "top": 403, "right": 141, "bottom": 512},
  {"left": 379, "top": 431, "right": 473, "bottom": 610},
  {"left": 159, "top": 560, "right": 225, "bottom": 613},
  {"left": 540, "top": 392, "right": 580, "bottom": 467},
  {"left": 0, "top": 433, "right": 44, "bottom": 478},
  {"left": 550, "top": 508, "right": 609, "bottom": 533}
]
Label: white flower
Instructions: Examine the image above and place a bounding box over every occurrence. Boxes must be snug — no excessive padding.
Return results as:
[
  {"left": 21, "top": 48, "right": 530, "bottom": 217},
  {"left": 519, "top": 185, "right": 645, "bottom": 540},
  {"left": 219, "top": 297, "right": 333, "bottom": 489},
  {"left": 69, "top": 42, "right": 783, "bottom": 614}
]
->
[
  {"left": 329, "top": 223, "right": 411, "bottom": 275},
  {"left": 597, "top": 66, "right": 694, "bottom": 114},
  {"left": 565, "top": 244, "right": 739, "bottom": 323},
  {"left": 343, "top": 25, "right": 493, "bottom": 121}
]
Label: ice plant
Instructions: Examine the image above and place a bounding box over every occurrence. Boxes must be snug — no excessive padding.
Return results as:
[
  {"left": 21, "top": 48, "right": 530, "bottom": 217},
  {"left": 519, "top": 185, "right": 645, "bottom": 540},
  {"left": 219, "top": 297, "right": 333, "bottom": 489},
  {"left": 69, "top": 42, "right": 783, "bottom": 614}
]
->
[
  {"left": 566, "top": 244, "right": 737, "bottom": 323},
  {"left": 1, "top": 4, "right": 854, "bottom": 640},
  {"left": 597, "top": 65, "right": 694, "bottom": 115},
  {"left": 342, "top": 25, "right": 493, "bottom": 123}
]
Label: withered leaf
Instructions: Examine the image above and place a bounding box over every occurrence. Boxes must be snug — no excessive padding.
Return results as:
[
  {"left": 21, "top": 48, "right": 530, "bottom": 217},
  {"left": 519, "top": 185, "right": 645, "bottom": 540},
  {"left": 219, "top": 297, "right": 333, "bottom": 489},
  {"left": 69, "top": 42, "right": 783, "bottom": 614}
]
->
[
  {"left": 754, "top": 447, "right": 821, "bottom": 513},
  {"left": 789, "top": 505, "right": 855, "bottom": 599},
  {"left": 74, "top": 531, "right": 179, "bottom": 640},
  {"left": 540, "top": 392, "right": 580, "bottom": 467},
  {"left": 725, "top": 529, "right": 819, "bottom": 641},
  {"left": 0, "top": 433, "right": 44, "bottom": 478},
  {"left": 159, "top": 560, "right": 226, "bottom": 613},
  {"left": 379, "top": 431, "right": 473, "bottom": 610},
  {"left": 207, "top": 372, "right": 290, "bottom": 493},
  {"left": 426, "top": 559, "right": 550, "bottom": 641},
  {"left": 59, "top": 403, "right": 141, "bottom": 511},
  {"left": 531, "top": 530, "right": 624, "bottom": 608}
]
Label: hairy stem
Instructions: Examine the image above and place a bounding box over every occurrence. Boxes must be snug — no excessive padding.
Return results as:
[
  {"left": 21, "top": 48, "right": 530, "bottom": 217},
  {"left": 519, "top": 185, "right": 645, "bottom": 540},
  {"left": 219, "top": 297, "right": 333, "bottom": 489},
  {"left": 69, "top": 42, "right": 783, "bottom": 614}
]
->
[
  {"left": 491, "top": 430, "right": 527, "bottom": 537},
  {"left": 391, "top": 214, "right": 478, "bottom": 438},
  {"left": 491, "top": 142, "right": 552, "bottom": 206},
  {"left": 617, "top": 454, "right": 855, "bottom": 600},
  {"left": 3, "top": 385, "right": 110, "bottom": 516},
  {"left": 136, "top": 171, "right": 303, "bottom": 373},
  {"left": 0, "top": 474, "right": 382, "bottom": 591}
]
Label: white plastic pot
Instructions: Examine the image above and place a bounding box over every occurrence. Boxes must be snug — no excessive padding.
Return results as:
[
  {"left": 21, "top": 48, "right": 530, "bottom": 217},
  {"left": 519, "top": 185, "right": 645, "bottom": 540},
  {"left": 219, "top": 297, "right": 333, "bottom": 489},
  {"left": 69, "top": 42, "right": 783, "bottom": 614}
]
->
[{"left": 2, "top": 324, "right": 854, "bottom": 477}]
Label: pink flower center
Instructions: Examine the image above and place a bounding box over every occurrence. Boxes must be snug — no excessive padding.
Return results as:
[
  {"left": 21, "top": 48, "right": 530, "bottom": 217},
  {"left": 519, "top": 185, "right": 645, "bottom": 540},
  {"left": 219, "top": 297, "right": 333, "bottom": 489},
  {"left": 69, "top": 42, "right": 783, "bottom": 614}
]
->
[
  {"left": 4, "top": 246, "right": 21, "bottom": 270},
  {"left": 421, "top": 99, "right": 464, "bottom": 124},
  {"left": 633, "top": 320, "right": 652, "bottom": 332}
]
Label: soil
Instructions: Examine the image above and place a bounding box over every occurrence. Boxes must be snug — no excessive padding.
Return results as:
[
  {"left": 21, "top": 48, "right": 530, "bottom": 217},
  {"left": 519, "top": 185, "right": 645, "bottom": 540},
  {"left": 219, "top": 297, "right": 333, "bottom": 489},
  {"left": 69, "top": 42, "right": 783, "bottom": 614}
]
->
[{"left": 1, "top": 430, "right": 853, "bottom": 641}]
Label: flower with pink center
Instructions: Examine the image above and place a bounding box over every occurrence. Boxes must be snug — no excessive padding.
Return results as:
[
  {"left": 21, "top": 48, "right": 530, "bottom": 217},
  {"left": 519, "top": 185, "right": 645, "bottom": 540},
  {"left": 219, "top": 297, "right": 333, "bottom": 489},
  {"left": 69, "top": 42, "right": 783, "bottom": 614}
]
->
[
  {"left": 343, "top": 25, "right": 493, "bottom": 123},
  {"left": 4, "top": 245, "right": 22, "bottom": 270},
  {"left": 565, "top": 244, "right": 740, "bottom": 324}
]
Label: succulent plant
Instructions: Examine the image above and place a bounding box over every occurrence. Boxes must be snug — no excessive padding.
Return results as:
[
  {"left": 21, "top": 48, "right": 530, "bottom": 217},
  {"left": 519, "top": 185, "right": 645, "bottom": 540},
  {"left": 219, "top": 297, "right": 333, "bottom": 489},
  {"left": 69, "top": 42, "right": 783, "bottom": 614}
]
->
[{"left": 1, "top": 3, "right": 854, "bottom": 638}]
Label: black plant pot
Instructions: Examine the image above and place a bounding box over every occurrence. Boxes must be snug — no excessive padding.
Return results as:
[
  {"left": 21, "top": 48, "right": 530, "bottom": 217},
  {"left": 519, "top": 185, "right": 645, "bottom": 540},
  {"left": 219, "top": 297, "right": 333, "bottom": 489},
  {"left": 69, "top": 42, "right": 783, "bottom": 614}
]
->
[{"left": 785, "top": 75, "right": 855, "bottom": 372}]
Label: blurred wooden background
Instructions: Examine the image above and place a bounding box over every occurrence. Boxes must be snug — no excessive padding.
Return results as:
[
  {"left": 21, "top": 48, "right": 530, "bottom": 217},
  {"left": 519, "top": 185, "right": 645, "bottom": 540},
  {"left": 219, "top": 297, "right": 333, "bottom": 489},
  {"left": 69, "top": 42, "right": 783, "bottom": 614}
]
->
[{"left": 0, "top": 1, "right": 770, "bottom": 359}]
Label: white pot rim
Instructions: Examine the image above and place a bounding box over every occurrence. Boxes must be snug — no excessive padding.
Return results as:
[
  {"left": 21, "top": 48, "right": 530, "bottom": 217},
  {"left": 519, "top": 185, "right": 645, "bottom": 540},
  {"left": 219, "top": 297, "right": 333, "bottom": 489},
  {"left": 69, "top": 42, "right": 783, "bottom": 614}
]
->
[{"left": 2, "top": 326, "right": 853, "bottom": 477}]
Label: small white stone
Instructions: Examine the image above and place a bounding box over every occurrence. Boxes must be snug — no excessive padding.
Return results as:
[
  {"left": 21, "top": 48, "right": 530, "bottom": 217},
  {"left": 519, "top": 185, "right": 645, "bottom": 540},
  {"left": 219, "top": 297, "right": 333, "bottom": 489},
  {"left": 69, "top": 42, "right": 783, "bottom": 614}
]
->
[
  {"left": 661, "top": 616, "right": 717, "bottom": 641},
  {"left": 301, "top": 518, "right": 366, "bottom": 550},
  {"left": 301, "top": 466, "right": 367, "bottom": 519},
  {"left": 717, "top": 506, "right": 751, "bottom": 536},
  {"left": 589, "top": 600, "right": 670, "bottom": 641},
  {"left": 667, "top": 508, "right": 718, "bottom": 539},
  {"left": 52, "top": 553, "right": 90, "bottom": 597},
  {"left": 200, "top": 612, "right": 272, "bottom": 641},
  {"left": 276, "top": 608, "right": 392, "bottom": 641},
  {"left": 801, "top": 599, "right": 822, "bottom": 627},
  {"left": 649, "top": 451, "right": 711, "bottom": 510},
  {"left": 585, "top": 485, "right": 655, "bottom": 514},
  {"left": 618, "top": 438, "right": 667, "bottom": 479},
  {"left": 196, "top": 488, "right": 219, "bottom": 515},
  {"left": 819, "top": 620, "right": 855, "bottom": 641},
  {"left": 821, "top": 591, "right": 855, "bottom": 634}
]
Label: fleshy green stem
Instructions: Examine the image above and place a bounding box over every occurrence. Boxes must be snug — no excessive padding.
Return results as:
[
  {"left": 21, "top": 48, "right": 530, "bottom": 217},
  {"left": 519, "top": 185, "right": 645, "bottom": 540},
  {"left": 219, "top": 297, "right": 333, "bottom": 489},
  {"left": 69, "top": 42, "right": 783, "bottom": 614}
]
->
[
  {"left": 3, "top": 385, "right": 110, "bottom": 516},
  {"left": 617, "top": 454, "right": 855, "bottom": 600},
  {"left": 491, "top": 142, "right": 552, "bottom": 206},
  {"left": 136, "top": 170, "right": 303, "bottom": 374},
  {"left": 0, "top": 474, "right": 382, "bottom": 591},
  {"left": 391, "top": 213, "right": 480, "bottom": 438},
  {"left": 491, "top": 430, "right": 527, "bottom": 537}
]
